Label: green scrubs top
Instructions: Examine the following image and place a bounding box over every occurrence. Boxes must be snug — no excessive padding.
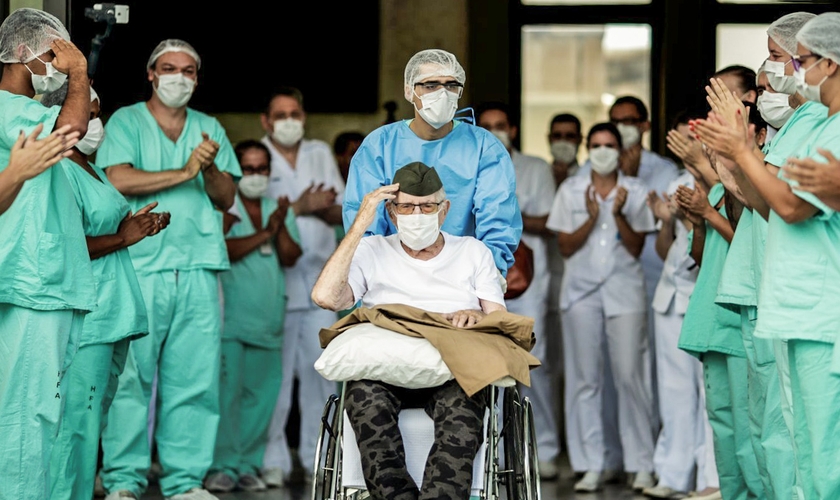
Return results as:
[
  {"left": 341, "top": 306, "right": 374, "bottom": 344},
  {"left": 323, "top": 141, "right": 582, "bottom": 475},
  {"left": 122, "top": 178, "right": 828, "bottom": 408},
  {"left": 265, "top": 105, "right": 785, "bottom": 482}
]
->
[
  {"left": 716, "top": 208, "right": 756, "bottom": 309},
  {"left": 0, "top": 91, "right": 95, "bottom": 312},
  {"left": 96, "top": 102, "right": 242, "bottom": 273},
  {"left": 755, "top": 112, "right": 840, "bottom": 343},
  {"left": 219, "top": 195, "right": 301, "bottom": 349},
  {"left": 61, "top": 161, "right": 149, "bottom": 346},
  {"left": 679, "top": 183, "right": 744, "bottom": 358},
  {"left": 763, "top": 101, "right": 828, "bottom": 169}
]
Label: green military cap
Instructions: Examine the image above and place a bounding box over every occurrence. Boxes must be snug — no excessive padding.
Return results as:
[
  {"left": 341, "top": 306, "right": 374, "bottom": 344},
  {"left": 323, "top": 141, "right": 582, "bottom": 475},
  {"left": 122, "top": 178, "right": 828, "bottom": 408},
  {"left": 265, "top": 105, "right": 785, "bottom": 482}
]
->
[{"left": 392, "top": 161, "right": 443, "bottom": 196}]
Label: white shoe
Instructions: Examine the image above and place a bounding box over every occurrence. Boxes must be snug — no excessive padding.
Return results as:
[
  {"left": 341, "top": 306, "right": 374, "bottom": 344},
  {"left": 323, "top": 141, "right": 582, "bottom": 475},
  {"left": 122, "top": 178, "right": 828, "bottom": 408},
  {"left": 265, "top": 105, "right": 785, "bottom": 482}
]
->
[
  {"left": 203, "top": 472, "right": 236, "bottom": 493},
  {"left": 690, "top": 490, "right": 723, "bottom": 500},
  {"left": 643, "top": 483, "right": 688, "bottom": 498},
  {"left": 237, "top": 473, "right": 268, "bottom": 491},
  {"left": 632, "top": 471, "right": 656, "bottom": 491},
  {"left": 574, "top": 471, "right": 603, "bottom": 492},
  {"left": 261, "top": 467, "right": 286, "bottom": 488},
  {"left": 165, "top": 488, "right": 219, "bottom": 500},
  {"left": 539, "top": 460, "right": 558, "bottom": 481},
  {"left": 104, "top": 491, "right": 137, "bottom": 500}
]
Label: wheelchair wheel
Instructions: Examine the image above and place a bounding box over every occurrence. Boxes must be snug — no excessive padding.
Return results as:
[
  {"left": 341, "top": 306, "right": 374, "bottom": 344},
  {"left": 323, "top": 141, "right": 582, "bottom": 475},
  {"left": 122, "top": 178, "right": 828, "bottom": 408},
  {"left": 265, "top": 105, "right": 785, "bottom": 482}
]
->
[
  {"left": 502, "top": 386, "right": 527, "bottom": 500},
  {"left": 312, "top": 392, "right": 343, "bottom": 500},
  {"left": 522, "top": 397, "right": 541, "bottom": 500}
]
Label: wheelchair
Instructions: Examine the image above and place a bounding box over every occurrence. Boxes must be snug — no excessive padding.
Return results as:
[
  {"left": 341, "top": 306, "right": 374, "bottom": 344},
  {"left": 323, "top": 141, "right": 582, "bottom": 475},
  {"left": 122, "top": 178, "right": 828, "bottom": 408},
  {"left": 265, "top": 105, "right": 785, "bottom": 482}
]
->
[{"left": 311, "top": 380, "right": 540, "bottom": 500}]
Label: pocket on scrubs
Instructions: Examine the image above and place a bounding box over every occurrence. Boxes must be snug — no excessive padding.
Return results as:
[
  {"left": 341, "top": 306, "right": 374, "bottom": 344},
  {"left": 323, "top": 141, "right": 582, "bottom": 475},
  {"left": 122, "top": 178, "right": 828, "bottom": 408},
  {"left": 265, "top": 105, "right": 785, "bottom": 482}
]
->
[
  {"left": 38, "top": 232, "right": 68, "bottom": 285},
  {"left": 772, "top": 257, "right": 826, "bottom": 310}
]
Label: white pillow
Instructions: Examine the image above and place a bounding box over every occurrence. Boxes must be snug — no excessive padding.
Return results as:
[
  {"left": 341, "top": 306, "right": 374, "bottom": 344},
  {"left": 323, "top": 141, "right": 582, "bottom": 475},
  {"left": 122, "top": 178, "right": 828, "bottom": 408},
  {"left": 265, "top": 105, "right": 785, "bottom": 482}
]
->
[
  {"left": 315, "top": 323, "right": 453, "bottom": 389},
  {"left": 314, "top": 323, "right": 515, "bottom": 389}
]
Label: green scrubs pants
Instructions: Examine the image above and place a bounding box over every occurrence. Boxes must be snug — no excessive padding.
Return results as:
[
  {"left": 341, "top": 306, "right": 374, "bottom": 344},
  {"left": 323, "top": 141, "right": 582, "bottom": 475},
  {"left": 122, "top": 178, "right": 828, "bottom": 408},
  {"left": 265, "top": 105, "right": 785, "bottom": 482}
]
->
[
  {"left": 0, "top": 304, "right": 84, "bottom": 500},
  {"left": 740, "top": 307, "right": 795, "bottom": 500},
  {"left": 702, "top": 351, "right": 762, "bottom": 500},
  {"left": 49, "top": 339, "right": 129, "bottom": 500},
  {"left": 101, "top": 270, "right": 221, "bottom": 498},
  {"left": 788, "top": 340, "right": 840, "bottom": 500},
  {"left": 211, "top": 339, "right": 283, "bottom": 479}
]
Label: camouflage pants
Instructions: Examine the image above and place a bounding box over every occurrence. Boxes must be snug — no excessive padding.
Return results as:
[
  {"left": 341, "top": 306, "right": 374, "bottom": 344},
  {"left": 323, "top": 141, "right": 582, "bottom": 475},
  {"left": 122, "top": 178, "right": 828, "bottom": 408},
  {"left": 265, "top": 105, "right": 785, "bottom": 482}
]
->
[{"left": 344, "top": 379, "right": 487, "bottom": 500}]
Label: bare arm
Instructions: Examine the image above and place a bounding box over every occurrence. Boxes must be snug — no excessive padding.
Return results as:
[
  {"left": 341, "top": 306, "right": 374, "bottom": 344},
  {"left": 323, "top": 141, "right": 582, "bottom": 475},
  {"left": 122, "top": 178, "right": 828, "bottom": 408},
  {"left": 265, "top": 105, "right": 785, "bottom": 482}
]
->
[
  {"left": 50, "top": 39, "right": 89, "bottom": 137},
  {"left": 689, "top": 219, "right": 706, "bottom": 266},
  {"left": 312, "top": 204, "right": 343, "bottom": 226},
  {"left": 276, "top": 223, "right": 302, "bottom": 267},
  {"left": 202, "top": 163, "right": 236, "bottom": 211},
  {"left": 106, "top": 163, "right": 193, "bottom": 196},
  {"left": 522, "top": 214, "right": 552, "bottom": 236},
  {"left": 311, "top": 184, "right": 399, "bottom": 311},
  {"left": 615, "top": 213, "right": 645, "bottom": 258},
  {"left": 557, "top": 217, "right": 596, "bottom": 258},
  {"left": 225, "top": 230, "right": 274, "bottom": 263},
  {"left": 87, "top": 203, "right": 168, "bottom": 259},
  {"left": 655, "top": 217, "right": 675, "bottom": 261}
]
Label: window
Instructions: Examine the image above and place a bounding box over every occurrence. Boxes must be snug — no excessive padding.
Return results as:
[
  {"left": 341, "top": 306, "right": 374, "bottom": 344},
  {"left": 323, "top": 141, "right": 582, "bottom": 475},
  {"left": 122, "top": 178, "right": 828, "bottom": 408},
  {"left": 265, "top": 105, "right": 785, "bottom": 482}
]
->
[
  {"left": 522, "top": 0, "right": 649, "bottom": 4},
  {"left": 716, "top": 24, "right": 771, "bottom": 72},
  {"left": 520, "top": 24, "right": 652, "bottom": 164}
]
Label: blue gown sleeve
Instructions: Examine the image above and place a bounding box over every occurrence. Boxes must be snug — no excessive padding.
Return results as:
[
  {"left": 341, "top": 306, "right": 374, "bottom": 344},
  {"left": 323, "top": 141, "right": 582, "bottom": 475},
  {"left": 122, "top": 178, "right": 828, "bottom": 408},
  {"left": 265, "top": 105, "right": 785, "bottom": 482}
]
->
[
  {"left": 342, "top": 135, "right": 392, "bottom": 236},
  {"left": 474, "top": 140, "right": 522, "bottom": 276}
]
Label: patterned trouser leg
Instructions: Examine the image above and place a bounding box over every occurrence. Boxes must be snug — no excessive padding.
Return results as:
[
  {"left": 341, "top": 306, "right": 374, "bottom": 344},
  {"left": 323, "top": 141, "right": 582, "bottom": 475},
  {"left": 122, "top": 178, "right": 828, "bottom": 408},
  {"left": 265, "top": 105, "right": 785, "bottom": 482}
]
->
[{"left": 344, "top": 380, "right": 487, "bottom": 500}]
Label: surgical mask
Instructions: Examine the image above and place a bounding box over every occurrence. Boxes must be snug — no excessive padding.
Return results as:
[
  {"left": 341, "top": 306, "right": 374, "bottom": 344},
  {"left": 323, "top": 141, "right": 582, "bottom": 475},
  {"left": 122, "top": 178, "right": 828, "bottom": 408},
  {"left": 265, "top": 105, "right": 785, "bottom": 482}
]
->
[
  {"left": 589, "top": 146, "right": 619, "bottom": 175},
  {"left": 272, "top": 118, "right": 304, "bottom": 147},
  {"left": 764, "top": 59, "right": 797, "bottom": 95},
  {"left": 154, "top": 73, "right": 196, "bottom": 108},
  {"left": 415, "top": 88, "right": 459, "bottom": 129},
  {"left": 756, "top": 91, "right": 795, "bottom": 129},
  {"left": 490, "top": 129, "right": 511, "bottom": 149},
  {"left": 395, "top": 212, "right": 440, "bottom": 251},
  {"left": 550, "top": 140, "right": 578, "bottom": 164},
  {"left": 616, "top": 123, "right": 641, "bottom": 148},
  {"left": 238, "top": 174, "right": 269, "bottom": 199},
  {"left": 794, "top": 59, "right": 827, "bottom": 103},
  {"left": 25, "top": 51, "right": 67, "bottom": 95},
  {"left": 76, "top": 117, "right": 105, "bottom": 155}
]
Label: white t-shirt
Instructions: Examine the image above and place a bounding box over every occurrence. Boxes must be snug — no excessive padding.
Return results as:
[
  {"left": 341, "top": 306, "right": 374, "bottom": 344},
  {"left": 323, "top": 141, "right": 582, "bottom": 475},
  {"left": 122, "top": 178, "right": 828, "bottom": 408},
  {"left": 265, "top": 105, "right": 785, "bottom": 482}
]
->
[
  {"left": 348, "top": 232, "right": 505, "bottom": 313},
  {"left": 546, "top": 173, "right": 655, "bottom": 316},
  {"left": 263, "top": 136, "right": 345, "bottom": 310}
]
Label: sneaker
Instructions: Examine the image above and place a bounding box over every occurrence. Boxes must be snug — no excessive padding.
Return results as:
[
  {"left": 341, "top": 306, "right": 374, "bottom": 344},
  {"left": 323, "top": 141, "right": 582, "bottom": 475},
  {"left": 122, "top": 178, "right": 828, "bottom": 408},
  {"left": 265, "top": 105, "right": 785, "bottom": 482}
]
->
[
  {"left": 166, "top": 488, "right": 219, "bottom": 500},
  {"left": 632, "top": 471, "right": 656, "bottom": 491},
  {"left": 643, "top": 483, "right": 688, "bottom": 499},
  {"left": 539, "top": 460, "right": 558, "bottom": 481},
  {"left": 261, "top": 467, "right": 286, "bottom": 488},
  {"left": 237, "top": 473, "right": 268, "bottom": 492},
  {"left": 104, "top": 491, "right": 137, "bottom": 500},
  {"left": 203, "top": 472, "right": 236, "bottom": 493},
  {"left": 574, "top": 471, "right": 603, "bottom": 492}
]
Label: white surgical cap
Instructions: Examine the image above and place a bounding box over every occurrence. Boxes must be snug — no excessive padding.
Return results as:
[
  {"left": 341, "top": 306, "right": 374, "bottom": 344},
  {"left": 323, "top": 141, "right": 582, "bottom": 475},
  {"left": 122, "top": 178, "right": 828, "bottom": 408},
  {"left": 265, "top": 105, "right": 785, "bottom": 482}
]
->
[
  {"left": 767, "top": 12, "right": 817, "bottom": 56},
  {"left": 796, "top": 12, "right": 840, "bottom": 65},
  {"left": 147, "top": 39, "right": 201, "bottom": 70},
  {"left": 403, "top": 49, "right": 466, "bottom": 102},
  {"left": 0, "top": 8, "right": 70, "bottom": 64}
]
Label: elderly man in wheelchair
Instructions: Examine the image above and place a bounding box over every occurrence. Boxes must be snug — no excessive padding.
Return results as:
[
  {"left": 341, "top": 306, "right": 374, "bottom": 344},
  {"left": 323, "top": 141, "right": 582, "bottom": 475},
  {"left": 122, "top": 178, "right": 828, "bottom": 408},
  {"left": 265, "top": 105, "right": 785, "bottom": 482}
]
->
[{"left": 311, "top": 162, "right": 539, "bottom": 500}]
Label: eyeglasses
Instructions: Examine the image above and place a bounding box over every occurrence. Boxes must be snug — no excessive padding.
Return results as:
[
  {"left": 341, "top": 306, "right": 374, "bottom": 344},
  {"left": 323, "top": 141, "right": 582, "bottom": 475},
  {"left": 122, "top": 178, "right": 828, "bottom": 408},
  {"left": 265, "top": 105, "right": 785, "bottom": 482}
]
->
[
  {"left": 241, "top": 165, "right": 270, "bottom": 175},
  {"left": 791, "top": 53, "right": 821, "bottom": 72},
  {"left": 391, "top": 201, "right": 445, "bottom": 215},
  {"left": 610, "top": 117, "right": 643, "bottom": 126},
  {"left": 414, "top": 81, "right": 464, "bottom": 95}
]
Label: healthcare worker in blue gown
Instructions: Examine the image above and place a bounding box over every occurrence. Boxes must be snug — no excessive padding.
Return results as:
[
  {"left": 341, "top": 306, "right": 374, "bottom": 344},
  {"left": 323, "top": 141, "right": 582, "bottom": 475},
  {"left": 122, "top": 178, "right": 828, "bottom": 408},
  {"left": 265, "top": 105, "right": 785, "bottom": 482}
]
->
[
  {"left": 41, "top": 84, "right": 169, "bottom": 500},
  {"left": 342, "top": 48, "right": 522, "bottom": 279},
  {"left": 97, "top": 39, "right": 241, "bottom": 500},
  {"left": 0, "top": 8, "right": 97, "bottom": 500}
]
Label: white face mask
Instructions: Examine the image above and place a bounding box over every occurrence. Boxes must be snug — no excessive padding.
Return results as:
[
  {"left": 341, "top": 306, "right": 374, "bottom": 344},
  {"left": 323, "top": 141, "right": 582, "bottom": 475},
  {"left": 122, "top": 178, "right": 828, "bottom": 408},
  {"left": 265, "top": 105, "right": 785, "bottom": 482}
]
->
[
  {"left": 550, "top": 140, "right": 578, "bottom": 164},
  {"left": 272, "top": 118, "right": 304, "bottom": 147},
  {"left": 490, "top": 129, "right": 511, "bottom": 149},
  {"left": 589, "top": 146, "right": 620, "bottom": 175},
  {"left": 25, "top": 50, "right": 67, "bottom": 95},
  {"left": 764, "top": 59, "right": 797, "bottom": 95},
  {"left": 756, "top": 91, "right": 795, "bottom": 129},
  {"left": 415, "top": 88, "right": 459, "bottom": 129},
  {"left": 794, "top": 59, "right": 827, "bottom": 103},
  {"left": 395, "top": 212, "right": 440, "bottom": 251},
  {"left": 615, "top": 123, "right": 641, "bottom": 148},
  {"left": 238, "top": 174, "right": 269, "bottom": 199},
  {"left": 154, "top": 73, "right": 196, "bottom": 108},
  {"left": 76, "top": 117, "right": 105, "bottom": 155}
]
